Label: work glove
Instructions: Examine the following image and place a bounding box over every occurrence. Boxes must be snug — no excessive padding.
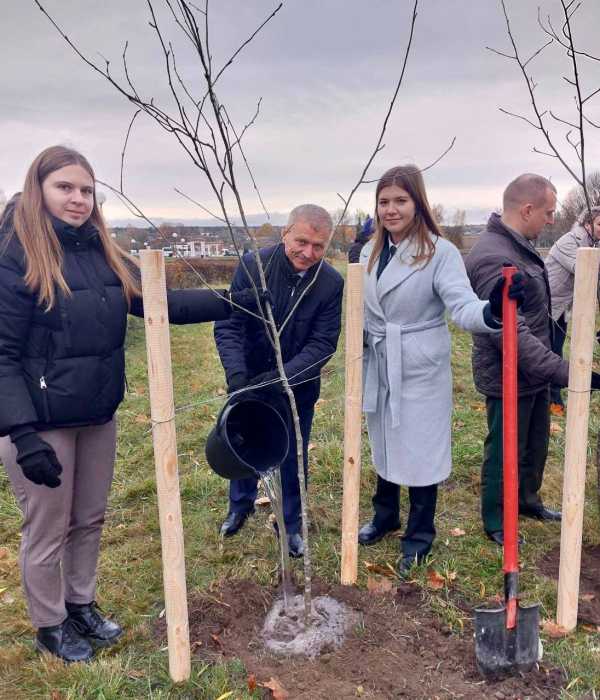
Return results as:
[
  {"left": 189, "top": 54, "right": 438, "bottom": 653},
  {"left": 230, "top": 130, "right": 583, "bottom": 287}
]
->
[
  {"left": 488, "top": 264, "right": 527, "bottom": 319},
  {"left": 226, "top": 287, "right": 273, "bottom": 314},
  {"left": 10, "top": 426, "right": 62, "bottom": 488},
  {"left": 591, "top": 372, "right": 600, "bottom": 390}
]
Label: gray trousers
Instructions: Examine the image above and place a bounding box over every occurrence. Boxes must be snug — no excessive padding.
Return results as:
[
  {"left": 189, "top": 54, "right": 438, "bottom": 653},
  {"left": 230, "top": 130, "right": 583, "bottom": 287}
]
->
[{"left": 0, "top": 419, "right": 116, "bottom": 627}]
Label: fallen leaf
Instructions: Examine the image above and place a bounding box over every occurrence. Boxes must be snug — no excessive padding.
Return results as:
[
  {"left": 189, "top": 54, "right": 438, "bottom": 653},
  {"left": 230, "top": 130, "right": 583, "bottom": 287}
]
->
[
  {"left": 126, "top": 670, "right": 145, "bottom": 679},
  {"left": 217, "top": 387, "right": 226, "bottom": 396},
  {"left": 1, "top": 591, "right": 15, "bottom": 605},
  {"left": 211, "top": 633, "right": 223, "bottom": 648},
  {"left": 580, "top": 593, "right": 595, "bottom": 602},
  {"left": 367, "top": 575, "right": 394, "bottom": 594},
  {"left": 364, "top": 561, "right": 396, "bottom": 578},
  {"left": 0, "top": 547, "right": 9, "bottom": 559},
  {"left": 307, "top": 442, "right": 315, "bottom": 452},
  {"left": 356, "top": 686, "right": 365, "bottom": 697},
  {"left": 449, "top": 527, "right": 466, "bottom": 537},
  {"left": 479, "top": 581, "right": 486, "bottom": 598},
  {"left": 426, "top": 569, "right": 446, "bottom": 590},
  {"left": 191, "top": 640, "right": 203, "bottom": 652},
  {"left": 254, "top": 496, "right": 271, "bottom": 507},
  {"left": 261, "top": 677, "right": 289, "bottom": 699},
  {"left": 215, "top": 692, "right": 233, "bottom": 700},
  {"left": 247, "top": 674, "right": 257, "bottom": 692},
  {"left": 541, "top": 619, "right": 570, "bottom": 638},
  {"left": 446, "top": 571, "right": 457, "bottom": 582},
  {"left": 50, "top": 692, "right": 64, "bottom": 700},
  {"left": 550, "top": 422, "right": 563, "bottom": 434},
  {"left": 134, "top": 414, "right": 149, "bottom": 425}
]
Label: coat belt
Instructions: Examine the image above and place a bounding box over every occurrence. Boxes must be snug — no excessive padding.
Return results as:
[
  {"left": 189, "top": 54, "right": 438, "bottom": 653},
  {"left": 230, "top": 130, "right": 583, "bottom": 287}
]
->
[{"left": 363, "top": 317, "right": 445, "bottom": 428}]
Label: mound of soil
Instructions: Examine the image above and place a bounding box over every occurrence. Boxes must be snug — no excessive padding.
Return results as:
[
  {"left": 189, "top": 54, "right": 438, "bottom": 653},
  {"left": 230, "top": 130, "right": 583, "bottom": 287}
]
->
[
  {"left": 539, "top": 543, "right": 600, "bottom": 626},
  {"left": 155, "top": 579, "right": 565, "bottom": 699}
]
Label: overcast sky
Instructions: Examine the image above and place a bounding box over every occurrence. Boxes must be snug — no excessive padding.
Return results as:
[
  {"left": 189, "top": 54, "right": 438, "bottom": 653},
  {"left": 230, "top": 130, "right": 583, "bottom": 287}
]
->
[{"left": 1, "top": 0, "right": 599, "bottom": 224}]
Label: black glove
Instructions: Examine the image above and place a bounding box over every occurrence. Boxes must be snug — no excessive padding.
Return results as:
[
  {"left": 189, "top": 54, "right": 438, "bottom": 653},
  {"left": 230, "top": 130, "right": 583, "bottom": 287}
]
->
[
  {"left": 488, "top": 265, "right": 527, "bottom": 319},
  {"left": 10, "top": 426, "right": 62, "bottom": 488},
  {"left": 227, "top": 288, "right": 273, "bottom": 313},
  {"left": 227, "top": 372, "right": 248, "bottom": 395},
  {"left": 596, "top": 330, "right": 600, "bottom": 347},
  {"left": 591, "top": 372, "right": 600, "bottom": 390},
  {"left": 248, "top": 370, "right": 284, "bottom": 396}
]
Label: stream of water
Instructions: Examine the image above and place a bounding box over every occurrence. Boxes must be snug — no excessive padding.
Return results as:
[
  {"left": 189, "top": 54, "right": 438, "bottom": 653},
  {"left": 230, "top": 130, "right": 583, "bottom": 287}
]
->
[{"left": 261, "top": 469, "right": 293, "bottom": 611}]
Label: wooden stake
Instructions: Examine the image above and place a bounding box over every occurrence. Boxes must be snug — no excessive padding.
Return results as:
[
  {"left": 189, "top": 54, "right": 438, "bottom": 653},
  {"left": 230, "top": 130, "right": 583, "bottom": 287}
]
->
[
  {"left": 556, "top": 247, "right": 600, "bottom": 631},
  {"left": 341, "top": 263, "right": 365, "bottom": 585},
  {"left": 139, "top": 250, "right": 191, "bottom": 682}
]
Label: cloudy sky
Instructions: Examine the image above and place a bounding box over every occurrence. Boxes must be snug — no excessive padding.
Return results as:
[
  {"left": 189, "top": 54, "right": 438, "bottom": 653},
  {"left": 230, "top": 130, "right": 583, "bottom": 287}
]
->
[{"left": 1, "top": 0, "right": 599, "bottom": 224}]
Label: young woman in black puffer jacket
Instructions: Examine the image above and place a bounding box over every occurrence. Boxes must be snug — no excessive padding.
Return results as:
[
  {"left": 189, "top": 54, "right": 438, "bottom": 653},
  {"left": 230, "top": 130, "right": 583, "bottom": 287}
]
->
[{"left": 0, "top": 145, "right": 259, "bottom": 663}]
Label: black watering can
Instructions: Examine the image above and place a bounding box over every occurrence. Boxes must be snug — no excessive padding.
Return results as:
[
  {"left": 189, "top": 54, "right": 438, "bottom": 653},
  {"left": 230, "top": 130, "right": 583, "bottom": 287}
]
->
[{"left": 205, "top": 395, "right": 290, "bottom": 480}]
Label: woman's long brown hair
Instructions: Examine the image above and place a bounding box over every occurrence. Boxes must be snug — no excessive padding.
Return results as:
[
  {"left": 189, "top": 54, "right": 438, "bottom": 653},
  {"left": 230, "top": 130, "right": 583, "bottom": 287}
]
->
[
  {"left": 12, "top": 145, "right": 140, "bottom": 310},
  {"left": 367, "top": 164, "right": 442, "bottom": 273}
]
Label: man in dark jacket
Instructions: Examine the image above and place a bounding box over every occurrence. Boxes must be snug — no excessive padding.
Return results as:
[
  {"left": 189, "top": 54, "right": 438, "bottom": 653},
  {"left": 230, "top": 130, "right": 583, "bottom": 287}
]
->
[
  {"left": 348, "top": 215, "right": 374, "bottom": 263},
  {"left": 465, "top": 174, "right": 597, "bottom": 544},
  {"left": 214, "top": 204, "right": 344, "bottom": 557}
]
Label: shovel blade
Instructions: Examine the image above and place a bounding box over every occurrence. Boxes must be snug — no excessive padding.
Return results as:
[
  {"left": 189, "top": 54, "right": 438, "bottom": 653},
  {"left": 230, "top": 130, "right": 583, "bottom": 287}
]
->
[{"left": 474, "top": 603, "right": 540, "bottom": 679}]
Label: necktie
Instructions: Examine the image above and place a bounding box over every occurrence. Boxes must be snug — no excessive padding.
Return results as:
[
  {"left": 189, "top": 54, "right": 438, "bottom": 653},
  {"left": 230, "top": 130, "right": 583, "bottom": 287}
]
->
[{"left": 377, "top": 244, "right": 397, "bottom": 280}]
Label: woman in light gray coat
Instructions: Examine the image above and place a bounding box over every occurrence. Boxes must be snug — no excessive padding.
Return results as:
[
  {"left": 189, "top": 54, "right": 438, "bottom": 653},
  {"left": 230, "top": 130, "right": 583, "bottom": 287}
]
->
[
  {"left": 358, "top": 165, "right": 524, "bottom": 577},
  {"left": 546, "top": 206, "right": 600, "bottom": 409}
]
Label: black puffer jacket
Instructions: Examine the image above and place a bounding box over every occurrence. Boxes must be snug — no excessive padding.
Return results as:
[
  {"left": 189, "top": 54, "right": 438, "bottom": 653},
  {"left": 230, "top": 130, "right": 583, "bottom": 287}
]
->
[
  {"left": 0, "top": 210, "right": 232, "bottom": 436},
  {"left": 214, "top": 244, "right": 344, "bottom": 406},
  {"left": 465, "top": 213, "right": 569, "bottom": 398}
]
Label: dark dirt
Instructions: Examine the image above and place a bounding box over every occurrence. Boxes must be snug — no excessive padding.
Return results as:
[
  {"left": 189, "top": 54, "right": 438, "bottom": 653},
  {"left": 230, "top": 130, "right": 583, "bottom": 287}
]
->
[
  {"left": 539, "top": 543, "right": 600, "bottom": 626},
  {"left": 155, "top": 578, "right": 566, "bottom": 699}
]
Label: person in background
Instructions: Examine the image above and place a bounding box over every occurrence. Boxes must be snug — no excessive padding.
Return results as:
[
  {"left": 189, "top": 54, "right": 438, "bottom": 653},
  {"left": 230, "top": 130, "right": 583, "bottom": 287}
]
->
[
  {"left": 214, "top": 204, "right": 344, "bottom": 559},
  {"left": 0, "top": 145, "right": 261, "bottom": 663},
  {"left": 348, "top": 215, "right": 374, "bottom": 263},
  {"left": 545, "top": 205, "right": 600, "bottom": 414},
  {"left": 466, "top": 175, "right": 600, "bottom": 544},
  {"left": 357, "top": 165, "right": 523, "bottom": 578}
]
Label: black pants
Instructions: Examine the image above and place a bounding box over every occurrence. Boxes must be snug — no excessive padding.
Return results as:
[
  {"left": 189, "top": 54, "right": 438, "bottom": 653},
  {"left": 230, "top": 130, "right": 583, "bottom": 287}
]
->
[
  {"left": 481, "top": 388, "right": 549, "bottom": 533},
  {"left": 372, "top": 474, "right": 438, "bottom": 560},
  {"left": 550, "top": 313, "right": 568, "bottom": 405},
  {"left": 229, "top": 400, "right": 314, "bottom": 535}
]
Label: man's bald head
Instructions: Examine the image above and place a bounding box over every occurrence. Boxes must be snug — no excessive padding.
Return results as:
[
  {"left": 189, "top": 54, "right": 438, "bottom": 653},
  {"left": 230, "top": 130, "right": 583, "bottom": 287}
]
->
[
  {"left": 501, "top": 174, "right": 557, "bottom": 240},
  {"left": 503, "top": 174, "right": 556, "bottom": 211}
]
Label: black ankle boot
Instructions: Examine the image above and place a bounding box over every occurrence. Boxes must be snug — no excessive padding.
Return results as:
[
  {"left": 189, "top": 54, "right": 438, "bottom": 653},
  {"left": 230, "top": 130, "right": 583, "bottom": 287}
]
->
[
  {"left": 66, "top": 601, "right": 123, "bottom": 647},
  {"left": 36, "top": 618, "right": 94, "bottom": 663}
]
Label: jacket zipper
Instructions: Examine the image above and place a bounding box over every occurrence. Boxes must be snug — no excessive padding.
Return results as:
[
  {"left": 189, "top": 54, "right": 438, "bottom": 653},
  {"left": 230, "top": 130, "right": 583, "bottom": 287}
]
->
[
  {"left": 40, "top": 376, "right": 47, "bottom": 390},
  {"left": 39, "top": 376, "right": 51, "bottom": 421}
]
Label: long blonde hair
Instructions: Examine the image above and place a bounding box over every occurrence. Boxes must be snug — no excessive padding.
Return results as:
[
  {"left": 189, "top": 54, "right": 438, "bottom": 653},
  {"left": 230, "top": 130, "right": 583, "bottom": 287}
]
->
[
  {"left": 367, "top": 164, "right": 441, "bottom": 273},
  {"left": 12, "top": 145, "right": 140, "bottom": 309}
]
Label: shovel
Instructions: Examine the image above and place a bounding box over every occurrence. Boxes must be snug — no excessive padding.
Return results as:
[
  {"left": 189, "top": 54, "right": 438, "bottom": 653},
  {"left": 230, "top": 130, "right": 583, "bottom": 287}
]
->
[{"left": 474, "top": 266, "right": 540, "bottom": 678}]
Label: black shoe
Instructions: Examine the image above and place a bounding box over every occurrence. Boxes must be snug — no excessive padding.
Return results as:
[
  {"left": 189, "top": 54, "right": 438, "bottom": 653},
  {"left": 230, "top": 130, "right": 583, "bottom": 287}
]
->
[
  {"left": 66, "top": 601, "right": 122, "bottom": 647},
  {"left": 36, "top": 618, "right": 94, "bottom": 663},
  {"left": 287, "top": 533, "right": 304, "bottom": 558},
  {"left": 220, "top": 509, "right": 254, "bottom": 537},
  {"left": 396, "top": 555, "right": 421, "bottom": 580},
  {"left": 485, "top": 530, "right": 524, "bottom": 546},
  {"left": 358, "top": 520, "right": 401, "bottom": 546},
  {"left": 520, "top": 506, "right": 561, "bottom": 522}
]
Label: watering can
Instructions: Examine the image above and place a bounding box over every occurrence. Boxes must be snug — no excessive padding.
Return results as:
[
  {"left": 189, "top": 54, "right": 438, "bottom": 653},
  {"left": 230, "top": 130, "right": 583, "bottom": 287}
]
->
[
  {"left": 474, "top": 266, "right": 540, "bottom": 678},
  {"left": 205, "top": 395, "right": 289, "bottom": 480}
]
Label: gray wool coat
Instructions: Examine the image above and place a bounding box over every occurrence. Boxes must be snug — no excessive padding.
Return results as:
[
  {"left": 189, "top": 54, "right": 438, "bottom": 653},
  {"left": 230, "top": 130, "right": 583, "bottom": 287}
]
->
[
  {"left": 545, "top": 223, "right": 598, "bottom": 321},
  {"left": 360, "top": 236, "right": 496, "bottom": 487}
]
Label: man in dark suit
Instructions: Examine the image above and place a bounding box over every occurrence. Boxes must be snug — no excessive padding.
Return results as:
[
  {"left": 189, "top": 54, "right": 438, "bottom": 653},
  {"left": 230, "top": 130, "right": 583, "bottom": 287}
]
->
[{"left": 214, "top": 204, "right": 344, "bottom": 557}]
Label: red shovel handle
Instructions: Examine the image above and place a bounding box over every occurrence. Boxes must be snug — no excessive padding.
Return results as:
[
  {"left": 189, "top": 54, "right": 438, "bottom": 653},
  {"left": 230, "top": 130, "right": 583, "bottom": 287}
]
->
[{"left": 502, "top": 266, "right": 519, "bottom": 628}]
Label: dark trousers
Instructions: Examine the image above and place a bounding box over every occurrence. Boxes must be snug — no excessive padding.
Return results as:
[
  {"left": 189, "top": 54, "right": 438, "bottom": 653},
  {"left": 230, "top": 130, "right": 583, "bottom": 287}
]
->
[
  {"left": 481, "top": 389, "right": 550, "bottom": 533},
  {"left": 229, "top": 401, "right": 314, "bottom": 535},
  {"left": 550, "top": 313, "right": 568, "bottom": 405},
  {"left": 372, "top": 474, "right": 438, "bottom": 560}
]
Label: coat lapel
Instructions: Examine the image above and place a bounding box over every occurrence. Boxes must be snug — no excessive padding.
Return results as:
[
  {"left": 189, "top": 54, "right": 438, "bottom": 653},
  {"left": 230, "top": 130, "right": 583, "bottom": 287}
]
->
[{"left": 377, "top": 238, "right": 422, "bottom": 301}]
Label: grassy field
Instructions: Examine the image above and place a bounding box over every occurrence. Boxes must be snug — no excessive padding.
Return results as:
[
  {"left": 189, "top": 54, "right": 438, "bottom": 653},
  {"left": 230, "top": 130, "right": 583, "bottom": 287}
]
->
[{"left": 1, "top": 284, "right": 600, "bottom": 698}]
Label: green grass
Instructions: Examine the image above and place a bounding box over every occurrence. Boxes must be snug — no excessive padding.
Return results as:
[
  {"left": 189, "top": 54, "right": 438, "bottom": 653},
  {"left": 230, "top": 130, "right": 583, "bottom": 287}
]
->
[{"left": 2, "top": 291, "right": 600, "bottom": 698}]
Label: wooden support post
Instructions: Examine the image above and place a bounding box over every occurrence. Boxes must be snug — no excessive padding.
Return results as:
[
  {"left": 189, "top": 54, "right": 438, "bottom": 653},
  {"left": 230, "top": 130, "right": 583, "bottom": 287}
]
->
[
  {"left": 341, "top": 263, "right": 365, "bottom": 585},
  {"left": 139, "top": 250, "right": 191, "bottom": 682},
  {"left": 556, "top": 247, "right": 600, "bottom": 631}
]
